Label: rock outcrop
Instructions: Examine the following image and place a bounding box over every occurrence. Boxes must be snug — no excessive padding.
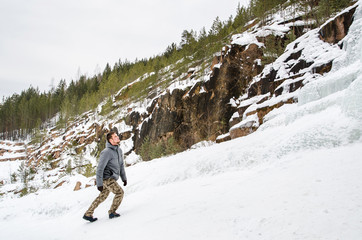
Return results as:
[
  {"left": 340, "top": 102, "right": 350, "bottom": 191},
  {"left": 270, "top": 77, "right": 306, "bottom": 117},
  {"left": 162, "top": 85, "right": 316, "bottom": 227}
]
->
[
  {"left": 0, "top": 141, "right": 27, "bottom": 162},
  {"left": 319, "top": 6, "right": 357, "bottom": 44},
  {"left": 218, "top": 5, "right": 357, "bottom": 141},
  {"left": 133, "top": 42, "right": 264, "bottom": 151},
  {"left": 117, "top": 4, "right": 358, "bottom": 153}
]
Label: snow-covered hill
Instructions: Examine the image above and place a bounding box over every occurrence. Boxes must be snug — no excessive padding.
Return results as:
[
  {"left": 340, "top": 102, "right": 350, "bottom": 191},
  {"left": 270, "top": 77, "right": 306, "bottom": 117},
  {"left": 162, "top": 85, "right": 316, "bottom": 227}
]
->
[
  {"left": 1, "top": 143, "right": 361, "bottom": 240},
  {"left": 0, "top": 1, "right": 362, "bottom": 239}
]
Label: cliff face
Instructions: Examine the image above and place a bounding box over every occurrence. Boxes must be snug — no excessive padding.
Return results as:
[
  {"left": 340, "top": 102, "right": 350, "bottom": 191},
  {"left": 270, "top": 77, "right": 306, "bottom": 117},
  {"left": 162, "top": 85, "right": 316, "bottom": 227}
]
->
[
  {"left": 24, "top": 4, "right": 359, "bottom": 162},
  {"left": 319, "top": 6, "right": 356, "bottom": 44},
  {"left": 134, "top": 43, "right": 263, "bottom": 150},
  {"left": 129, "top": 5, "right": 357, "bottom": 150}
]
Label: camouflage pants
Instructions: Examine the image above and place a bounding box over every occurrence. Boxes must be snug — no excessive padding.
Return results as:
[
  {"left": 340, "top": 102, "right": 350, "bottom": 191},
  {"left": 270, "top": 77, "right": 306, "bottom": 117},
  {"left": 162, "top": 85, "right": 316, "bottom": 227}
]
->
[{"left": 85, "top": 178, "right": 124, "bottom": 216}]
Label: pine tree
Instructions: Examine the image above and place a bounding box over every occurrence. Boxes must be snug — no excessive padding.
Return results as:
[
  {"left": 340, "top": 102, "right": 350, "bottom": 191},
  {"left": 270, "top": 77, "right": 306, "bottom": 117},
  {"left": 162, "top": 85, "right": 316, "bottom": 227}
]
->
[{"left": 209, "top": 17, "right": 223, "bottom": 36}]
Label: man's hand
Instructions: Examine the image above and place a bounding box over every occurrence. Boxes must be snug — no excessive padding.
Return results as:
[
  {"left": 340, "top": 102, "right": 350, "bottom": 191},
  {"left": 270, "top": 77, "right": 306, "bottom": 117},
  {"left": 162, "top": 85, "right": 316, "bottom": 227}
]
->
[
  {"left": 97, "top": 186, "right": 103, "bottom": 192},
  {"left": 123, "top": 180, "right": 127, "bottom": 186}
]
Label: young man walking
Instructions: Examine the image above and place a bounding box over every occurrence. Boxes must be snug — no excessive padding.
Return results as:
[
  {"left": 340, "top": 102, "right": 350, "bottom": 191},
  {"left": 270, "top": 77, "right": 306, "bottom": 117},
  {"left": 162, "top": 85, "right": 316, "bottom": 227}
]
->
[{"left": 83, "top": 131, "right": 127, "bottom": 222}]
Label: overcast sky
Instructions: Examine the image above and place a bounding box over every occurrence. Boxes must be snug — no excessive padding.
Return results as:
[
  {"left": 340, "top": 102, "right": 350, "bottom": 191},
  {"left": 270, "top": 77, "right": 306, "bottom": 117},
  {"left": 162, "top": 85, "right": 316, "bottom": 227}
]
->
[{"left": 0, "top": 0, "right": 249, "bottom": 100}]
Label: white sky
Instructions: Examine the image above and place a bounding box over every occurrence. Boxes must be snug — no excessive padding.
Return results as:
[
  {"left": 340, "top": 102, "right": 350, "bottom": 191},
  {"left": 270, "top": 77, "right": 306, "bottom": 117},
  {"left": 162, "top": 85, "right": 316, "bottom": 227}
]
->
[{"left": 0, "top": 0, "right": 250, "bottom": 100}]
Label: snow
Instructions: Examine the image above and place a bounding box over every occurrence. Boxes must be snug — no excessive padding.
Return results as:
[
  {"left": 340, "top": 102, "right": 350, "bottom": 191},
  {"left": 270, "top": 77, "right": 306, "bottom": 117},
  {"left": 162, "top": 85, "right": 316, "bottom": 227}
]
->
[
  {"left": 124, "top": 151, "right": 141, "bottom": 166},
  {"left": 252, "top": 10, "right": 345, "bottom": 87},
  {"left": 238, "top": 93, "right": 270, "bottom": 109},
  {"left": 0, "top": 142, "right": 361, "bottom": 240},
  {"left": 216, "top": 132, "right": 230, "bottom": 141},
  {"left": 0, "top": 160, "right": 22, "bottom": 183},
  {"left": 231, "top": 31, "right": 264, "bottom": 48},
  {"left": 254, "top": 22, "right": 290, "bottom": 37},
  {"left": 0, "top": 141, "right": 24, "bottom": 150},
  {"left": 115, "top": 72, "right": 156, "bottom": 97},
  {"left": 0, "top": 141, "right": 26, "bottom": 161},
  {"left": 0, "top": 2, "right": 362, "bottom": 239},
  {"left": 119, "top": 135, "right": 134, "bottom": 155},
  {"left": 230, "top": 113, "right": 259, "bottom": 131},
  {"left": 230, "top": 111, "right": 239, "bottom": 120},
  {"left": 167, "top": 74, "right": 201, "bottom": 94},
  {"left": 0, "top": 151, "right": 26, "bottom": 161}
]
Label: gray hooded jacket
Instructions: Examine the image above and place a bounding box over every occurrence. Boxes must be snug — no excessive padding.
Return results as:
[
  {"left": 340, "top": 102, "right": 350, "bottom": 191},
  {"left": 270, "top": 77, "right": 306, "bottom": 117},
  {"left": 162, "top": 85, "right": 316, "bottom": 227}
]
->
[{"left": 96, "top": 141, "right": 127, "bottom": 187}]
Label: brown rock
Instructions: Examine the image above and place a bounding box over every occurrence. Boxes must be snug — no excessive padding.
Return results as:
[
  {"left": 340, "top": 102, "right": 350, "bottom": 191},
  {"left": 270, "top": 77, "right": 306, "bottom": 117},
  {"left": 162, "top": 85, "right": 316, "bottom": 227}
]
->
[
  {"left": 230, "top": 119, "right": 258, "bottom": 139},
  {"left": 210, "top": 55, "right": 221, "bottom": 70},
  {"left": 53, "top": 150, "right": 61, "bottom": 159},
  {"left": 319, "top": 6, "right": 357, "bottom": 44},
  {"left": 247, "top": 98, "right": 295, "bottom": 125},
  {"left": 0, "top": 149, "right": 6, "bottom": 156},
  {"left": 230, "top": 126, "right": 258, "bottom": 139},
  {"left": 120, "top": 131, "right": 132, "bottom": 140},
  {"left": 85, "top": 179, "right": 96, "bottom": 188},
  {"left": 0, "top": 156, "right": 27, "bottom": 162},
  {"left": 73, "top": 181, "right": 82, "bottom": 191},
  {"left": 216, "top": 134, "right": 231, "bottom": 143},
  {"left": 54, "top": 180, "right": 66, "bottom": 189}
]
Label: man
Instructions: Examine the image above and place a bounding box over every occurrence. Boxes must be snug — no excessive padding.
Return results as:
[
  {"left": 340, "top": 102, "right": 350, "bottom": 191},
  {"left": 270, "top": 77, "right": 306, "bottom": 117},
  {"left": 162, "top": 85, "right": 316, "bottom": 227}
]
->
[{"left": 83, "top": 131, "right": 127, "bottom": 222}]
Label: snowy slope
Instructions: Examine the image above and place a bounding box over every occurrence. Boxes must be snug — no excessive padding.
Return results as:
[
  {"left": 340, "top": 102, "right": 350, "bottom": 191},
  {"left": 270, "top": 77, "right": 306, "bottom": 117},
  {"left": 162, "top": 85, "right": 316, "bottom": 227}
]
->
[
  {"left": 0, "top": 144, "right": 361, "bottom": 240},
  {"left": 0, "top": 1, "right": 362, "bottom": 239}
]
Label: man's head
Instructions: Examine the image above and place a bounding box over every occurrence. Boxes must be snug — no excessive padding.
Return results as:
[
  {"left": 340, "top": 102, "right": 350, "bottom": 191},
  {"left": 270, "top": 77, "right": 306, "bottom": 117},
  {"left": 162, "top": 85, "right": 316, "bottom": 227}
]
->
[{"left": 107, "top": 131, "right": 120, "bottom": 146}]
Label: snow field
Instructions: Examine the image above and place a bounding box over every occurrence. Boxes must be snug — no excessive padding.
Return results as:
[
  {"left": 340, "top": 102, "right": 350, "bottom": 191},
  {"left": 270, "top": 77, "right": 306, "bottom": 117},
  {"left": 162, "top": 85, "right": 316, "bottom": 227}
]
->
[{"left": 0, "top": 143, "right": 361, "bottom": 240}]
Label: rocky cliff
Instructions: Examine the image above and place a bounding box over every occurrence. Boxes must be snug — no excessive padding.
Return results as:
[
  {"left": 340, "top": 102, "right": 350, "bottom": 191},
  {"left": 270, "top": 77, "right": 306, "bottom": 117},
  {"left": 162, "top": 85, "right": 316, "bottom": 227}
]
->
[
  {"left": 126, "top": 4, "right": 358, "bottom": 149},
  {"left": 27, "top": 4, "right": 360, "bottom": 163},
  {"left": 0, "top": 3, "right": 358, "bottom": 196}
]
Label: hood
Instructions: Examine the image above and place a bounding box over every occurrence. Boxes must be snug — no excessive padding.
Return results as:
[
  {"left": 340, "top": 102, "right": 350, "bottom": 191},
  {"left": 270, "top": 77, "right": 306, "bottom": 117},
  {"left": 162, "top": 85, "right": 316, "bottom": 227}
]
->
[{"left": 106, "top": 140, "right": 118, "bottom": 151}]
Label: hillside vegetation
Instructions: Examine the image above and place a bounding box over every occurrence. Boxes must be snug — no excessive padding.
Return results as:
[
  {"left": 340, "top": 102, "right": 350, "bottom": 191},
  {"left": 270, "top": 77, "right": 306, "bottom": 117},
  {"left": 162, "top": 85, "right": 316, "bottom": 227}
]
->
[{"left": 0, "top": 0, "right": 351, "bottom": 140}]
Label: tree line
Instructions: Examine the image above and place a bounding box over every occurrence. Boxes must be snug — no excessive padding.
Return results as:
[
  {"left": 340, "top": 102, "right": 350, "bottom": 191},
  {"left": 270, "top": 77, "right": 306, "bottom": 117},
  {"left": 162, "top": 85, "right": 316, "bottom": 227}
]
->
[{"left": 0, "top": 0, "right": 353, "bottom": 140}]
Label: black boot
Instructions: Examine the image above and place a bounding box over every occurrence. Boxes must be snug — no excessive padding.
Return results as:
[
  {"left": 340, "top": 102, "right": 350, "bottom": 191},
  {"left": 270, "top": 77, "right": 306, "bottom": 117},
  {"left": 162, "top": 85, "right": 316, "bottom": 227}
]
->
[
  {"left": 109, "top": 212, "right": 120, "bottom": 219},
  {"left": 83, "top": 215, "right": 98, "bottom": 222}
]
